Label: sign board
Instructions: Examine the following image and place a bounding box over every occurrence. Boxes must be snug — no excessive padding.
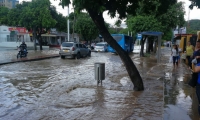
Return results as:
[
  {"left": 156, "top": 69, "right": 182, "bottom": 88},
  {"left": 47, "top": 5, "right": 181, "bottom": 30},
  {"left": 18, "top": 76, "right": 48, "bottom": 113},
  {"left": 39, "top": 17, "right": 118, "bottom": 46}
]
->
[
  {"left": 8, "top": 27, "right": 27, "bottom": 33},
  {"left": 137, "top": 34, "right": 142, "bottom": 40}
]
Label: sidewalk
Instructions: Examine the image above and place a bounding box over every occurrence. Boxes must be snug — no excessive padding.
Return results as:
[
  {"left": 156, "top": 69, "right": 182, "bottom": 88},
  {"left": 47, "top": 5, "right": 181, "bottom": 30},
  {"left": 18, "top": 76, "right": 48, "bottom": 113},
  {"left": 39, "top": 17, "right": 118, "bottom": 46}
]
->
[
  {"left": 160, "top": 47, "right": 199, "bottom": 120},
  {"left": 0, "top": 48, "right": 60, "bottom": 65}
]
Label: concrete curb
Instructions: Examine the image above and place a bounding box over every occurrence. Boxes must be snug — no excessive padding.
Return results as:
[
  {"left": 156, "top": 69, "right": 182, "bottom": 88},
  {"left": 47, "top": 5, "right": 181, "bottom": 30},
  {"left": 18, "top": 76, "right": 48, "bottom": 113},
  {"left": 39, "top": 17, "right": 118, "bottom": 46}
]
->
[{"left": 0, "top": 54, "right": 60, "bottom": 66}]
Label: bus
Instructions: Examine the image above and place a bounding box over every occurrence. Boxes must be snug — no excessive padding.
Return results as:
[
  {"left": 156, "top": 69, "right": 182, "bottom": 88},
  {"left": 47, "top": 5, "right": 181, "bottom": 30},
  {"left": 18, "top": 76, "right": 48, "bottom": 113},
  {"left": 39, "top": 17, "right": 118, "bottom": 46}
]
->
[{"left": 107, "top": 34, "right": 134, "bottom": 53}]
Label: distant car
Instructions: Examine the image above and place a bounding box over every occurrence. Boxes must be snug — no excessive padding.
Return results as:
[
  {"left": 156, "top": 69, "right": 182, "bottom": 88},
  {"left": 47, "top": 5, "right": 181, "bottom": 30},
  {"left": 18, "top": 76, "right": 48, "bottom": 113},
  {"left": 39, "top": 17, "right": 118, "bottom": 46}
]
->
[
  {"left": 59, "top": 42, "right": 91, "bottom": 59},
  {"left": 94, "top": 42, "right": 108, "bottom": 52}
]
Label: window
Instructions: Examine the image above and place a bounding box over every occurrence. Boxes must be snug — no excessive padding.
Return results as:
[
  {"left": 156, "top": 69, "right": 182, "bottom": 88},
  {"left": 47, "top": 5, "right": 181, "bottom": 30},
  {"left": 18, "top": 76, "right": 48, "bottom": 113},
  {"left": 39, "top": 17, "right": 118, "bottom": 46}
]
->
[
  {"left": 78, "top": 44, "right": 83, "bottom": 48},
  {"left": 82, "top": 44, "right": 87, "bottom": 48},
  {"left": 62, "top": 42, "right": 73, "bottom": 47},
  {"left": 112, "top": 36, "right": 123, "bottom": 42}
]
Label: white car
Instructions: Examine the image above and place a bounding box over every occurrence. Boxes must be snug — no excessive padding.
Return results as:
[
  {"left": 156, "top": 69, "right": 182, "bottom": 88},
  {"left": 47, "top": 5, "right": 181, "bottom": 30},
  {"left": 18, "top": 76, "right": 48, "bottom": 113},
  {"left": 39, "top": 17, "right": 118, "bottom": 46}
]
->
[{"left": 94, "top": 42, "right": 108, "bottom": 52}]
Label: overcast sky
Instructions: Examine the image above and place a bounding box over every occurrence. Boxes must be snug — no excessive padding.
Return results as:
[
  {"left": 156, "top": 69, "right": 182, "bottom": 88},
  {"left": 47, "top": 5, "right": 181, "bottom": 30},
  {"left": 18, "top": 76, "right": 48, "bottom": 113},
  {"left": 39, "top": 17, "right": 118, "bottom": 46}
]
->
[{"left": 20, "top": 0, "right": 200, "bottom": 26}]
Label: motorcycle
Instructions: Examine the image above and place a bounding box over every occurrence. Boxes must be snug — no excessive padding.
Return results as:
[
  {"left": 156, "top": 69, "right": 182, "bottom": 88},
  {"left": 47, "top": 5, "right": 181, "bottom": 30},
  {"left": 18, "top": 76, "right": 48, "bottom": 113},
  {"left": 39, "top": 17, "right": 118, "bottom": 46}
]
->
[{"left": 17, "top": 47, "right": 28, "bottom": 59}]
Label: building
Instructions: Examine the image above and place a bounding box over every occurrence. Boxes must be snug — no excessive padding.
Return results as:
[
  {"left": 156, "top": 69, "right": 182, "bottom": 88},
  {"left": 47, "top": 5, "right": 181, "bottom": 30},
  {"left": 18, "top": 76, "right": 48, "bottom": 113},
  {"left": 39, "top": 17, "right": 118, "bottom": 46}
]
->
[
  {"left": 0, "top": 0, "right": 19, "bottom": 9},
  {"left": 0, "top": 25, "right": 33, "bottom": 48}
]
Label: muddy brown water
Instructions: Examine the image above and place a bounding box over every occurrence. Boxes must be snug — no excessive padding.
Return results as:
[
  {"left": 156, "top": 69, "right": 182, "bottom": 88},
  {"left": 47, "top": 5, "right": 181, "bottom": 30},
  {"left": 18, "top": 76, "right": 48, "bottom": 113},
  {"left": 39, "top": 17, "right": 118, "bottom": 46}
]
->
[{"left": 0, "top": 47, "right": 199, "bottom": 120}]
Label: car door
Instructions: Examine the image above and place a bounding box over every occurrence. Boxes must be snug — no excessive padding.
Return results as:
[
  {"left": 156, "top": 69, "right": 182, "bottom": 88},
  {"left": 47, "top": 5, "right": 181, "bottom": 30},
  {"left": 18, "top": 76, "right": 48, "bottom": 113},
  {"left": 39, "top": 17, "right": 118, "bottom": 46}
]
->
[
  {"left": 82, "top": 44, "right": 88, "bottom": 56},
  {"left": 78, "top": 44, "right": 84, "bottom": 55}
]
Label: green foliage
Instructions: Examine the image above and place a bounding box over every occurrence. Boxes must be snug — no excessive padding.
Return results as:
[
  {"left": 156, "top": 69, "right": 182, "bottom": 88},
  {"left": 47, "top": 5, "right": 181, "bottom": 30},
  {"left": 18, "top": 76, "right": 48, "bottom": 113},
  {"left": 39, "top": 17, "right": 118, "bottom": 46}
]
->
[
  {"left": 50, "top": 6, "right": 67, "bottom": 32},
  {"left": 162, "top": 29, "right": 173, "bottom": 41},
  {"left": 126, "top": 2, "right": 185, "bottom": 37},
  {"left": 186, "top": 19, "right": 200, "bottom": 33},
  {"left": 127, "top": 15, "right": 163, "bottom": 33},
  {"left": 0, "top": 7, "right": 9, "bottom": 25},
  {"left": 158, "top": 2, "right": 185, "bottom": 29},
  {"left": 118, "top": 28, "right": 129, "bottom": 35},
  {"left": 7, "top": 0, "right": 57, "bottom": 30},
  {"left": 68, "top": 12, "right": 99, "bottom": 41}
]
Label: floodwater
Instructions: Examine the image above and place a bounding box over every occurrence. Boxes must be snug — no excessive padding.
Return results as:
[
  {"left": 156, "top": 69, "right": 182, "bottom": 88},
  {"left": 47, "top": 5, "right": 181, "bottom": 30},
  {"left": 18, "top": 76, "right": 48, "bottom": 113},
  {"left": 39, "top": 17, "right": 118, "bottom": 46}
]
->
[{"left": 0, "top": 47, "right": 199, "bottom": 120}]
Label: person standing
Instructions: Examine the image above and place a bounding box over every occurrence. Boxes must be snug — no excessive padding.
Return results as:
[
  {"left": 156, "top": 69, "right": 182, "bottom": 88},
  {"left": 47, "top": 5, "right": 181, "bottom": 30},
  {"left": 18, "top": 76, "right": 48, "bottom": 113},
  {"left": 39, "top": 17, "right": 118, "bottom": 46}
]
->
[
  {"left": 186, "top": 41, "right": 194, "bottom": 69},
  {"left": 171, "top": 44, "right": 179, "bottom": 68},
  {"left": 191, "top": 40, "right": 200, "bottom": 116},
  {"left": 177, "top": 45, "right": 182, "bottom": 64},
  {"left": 192, "top": 40, "right": 200, "bottom": 64},
  {"left": 194, "top": 62, "right": 200, "bottom": 116}
]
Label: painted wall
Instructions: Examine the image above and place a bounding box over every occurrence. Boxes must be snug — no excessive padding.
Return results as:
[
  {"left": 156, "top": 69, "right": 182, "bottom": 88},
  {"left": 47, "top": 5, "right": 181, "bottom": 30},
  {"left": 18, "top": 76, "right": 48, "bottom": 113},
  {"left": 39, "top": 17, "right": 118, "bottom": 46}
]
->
[{"left": 0, "top": 25, "right": 10, "bottom": 42}]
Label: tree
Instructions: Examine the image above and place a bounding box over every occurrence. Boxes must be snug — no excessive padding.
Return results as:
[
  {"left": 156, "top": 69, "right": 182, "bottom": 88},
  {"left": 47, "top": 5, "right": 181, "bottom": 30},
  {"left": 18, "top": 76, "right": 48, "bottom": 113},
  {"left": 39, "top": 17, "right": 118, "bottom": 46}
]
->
[
  {"left": 0, "top": 7, "right": 9, "bottom": 25},
  {"left": 189, "top": 0, "right": 200, "bottom": 9},
  {"left": 50, "top": 5, "right": 67, "bottom": 32},
  {"left": 119, "top": 28, "right": 129, "bottom": 35},
  {"left": 69, "top": 12, "right": 99, "bottom": 43},
  {"left": 21, "top": 0, "right": 56, "bottom": 50},
  {"left": 59, "top": 0, "right": 176, "bottom": 91},
  {"left": 7, "top": 0, "right": 56, "bottom": 50},
  {"left": 126, "top": 15, "right": 163, "bottom": 56},
  {"left": 126, "top": 1, "right": 185, "bottom": 56}
]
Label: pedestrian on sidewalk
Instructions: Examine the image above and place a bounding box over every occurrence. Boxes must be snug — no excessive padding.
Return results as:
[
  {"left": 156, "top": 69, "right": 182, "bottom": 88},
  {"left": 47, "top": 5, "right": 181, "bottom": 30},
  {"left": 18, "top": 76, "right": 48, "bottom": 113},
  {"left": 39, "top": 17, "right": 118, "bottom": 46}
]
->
[
  {"left": 194, "top": 63, "right": 200, "bottom": 117},
  {"left": 191, "top": 40, "right": 200, "bottom": 65},
  {"left": 191, "top": 40, "right": 200, "bottom": 117},
  {"left": 186, "top": 41, "right": 194, "bottom": 69},
  {"left": 171, "top": 44, "right": 179, "bottom": 68},
  {"left": 177, "top": 45, "right": 182, "bottom": 64}
]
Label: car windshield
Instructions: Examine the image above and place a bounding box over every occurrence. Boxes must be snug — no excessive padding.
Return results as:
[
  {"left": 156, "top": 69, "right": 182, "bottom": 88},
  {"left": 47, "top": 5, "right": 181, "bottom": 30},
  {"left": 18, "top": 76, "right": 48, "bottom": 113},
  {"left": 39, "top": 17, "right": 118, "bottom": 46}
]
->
[
  {"left": 62, "top": 43, "right": 73, "bottom": 47},
  {"left": 96, "top": 44, "right": 105, "bottom": 46}
]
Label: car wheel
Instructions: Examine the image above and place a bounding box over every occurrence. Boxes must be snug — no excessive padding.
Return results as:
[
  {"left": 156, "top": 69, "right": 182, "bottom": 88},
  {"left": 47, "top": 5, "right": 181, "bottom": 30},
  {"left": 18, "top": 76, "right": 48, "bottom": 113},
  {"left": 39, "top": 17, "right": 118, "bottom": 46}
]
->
[
  {"left": 88, "top": 51, "right": 91, "bottom": 57},
  {"left": 61, "top": 55, "right": 65, "bottom": 59},
  {"left": 76, "top": 53, "right": 81, "bottom": 59}
]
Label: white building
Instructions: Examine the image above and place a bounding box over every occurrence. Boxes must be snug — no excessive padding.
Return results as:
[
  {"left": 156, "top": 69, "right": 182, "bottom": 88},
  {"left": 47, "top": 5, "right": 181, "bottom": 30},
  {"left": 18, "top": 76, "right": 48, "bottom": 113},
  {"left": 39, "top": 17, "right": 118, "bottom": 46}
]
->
[{"left": 0, "top": 25, "right": 33, "bottom": 48}]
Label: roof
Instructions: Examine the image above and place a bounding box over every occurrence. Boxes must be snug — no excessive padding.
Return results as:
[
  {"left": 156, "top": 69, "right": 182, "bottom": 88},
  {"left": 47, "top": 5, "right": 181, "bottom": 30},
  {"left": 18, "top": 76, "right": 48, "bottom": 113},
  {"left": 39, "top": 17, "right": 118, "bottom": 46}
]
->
[{"left": 139, "top": 31, "right": 163, "bottom": 36}]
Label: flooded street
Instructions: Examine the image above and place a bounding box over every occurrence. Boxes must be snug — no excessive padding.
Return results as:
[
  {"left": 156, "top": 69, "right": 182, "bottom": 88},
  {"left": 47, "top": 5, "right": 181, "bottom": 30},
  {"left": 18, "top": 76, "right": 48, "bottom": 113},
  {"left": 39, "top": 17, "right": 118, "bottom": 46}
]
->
[{"left": 0, "top": 47, "right": 199, "bottom": 120}]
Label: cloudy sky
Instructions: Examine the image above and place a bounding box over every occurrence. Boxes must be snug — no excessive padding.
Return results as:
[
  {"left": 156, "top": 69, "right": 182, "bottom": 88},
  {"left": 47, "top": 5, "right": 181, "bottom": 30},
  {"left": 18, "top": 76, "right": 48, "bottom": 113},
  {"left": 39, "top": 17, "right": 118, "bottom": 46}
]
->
[{"left": 19, "top": 0, "right": 200, "bottom": 26}]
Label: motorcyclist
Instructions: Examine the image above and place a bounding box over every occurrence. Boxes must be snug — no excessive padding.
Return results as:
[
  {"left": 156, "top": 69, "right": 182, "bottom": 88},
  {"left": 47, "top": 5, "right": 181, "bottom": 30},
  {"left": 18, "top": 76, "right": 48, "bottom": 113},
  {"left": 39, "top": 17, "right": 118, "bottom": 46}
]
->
[{"left": 19, "top": 41, "right": 27, "bottom": 54}]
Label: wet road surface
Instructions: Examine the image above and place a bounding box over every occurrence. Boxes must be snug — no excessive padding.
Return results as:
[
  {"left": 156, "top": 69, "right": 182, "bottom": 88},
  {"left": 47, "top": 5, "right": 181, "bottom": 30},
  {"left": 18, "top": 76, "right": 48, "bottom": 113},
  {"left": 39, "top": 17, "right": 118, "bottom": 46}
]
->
[{"left": 0, "top": 47, "right": 199, "bottom": 120}]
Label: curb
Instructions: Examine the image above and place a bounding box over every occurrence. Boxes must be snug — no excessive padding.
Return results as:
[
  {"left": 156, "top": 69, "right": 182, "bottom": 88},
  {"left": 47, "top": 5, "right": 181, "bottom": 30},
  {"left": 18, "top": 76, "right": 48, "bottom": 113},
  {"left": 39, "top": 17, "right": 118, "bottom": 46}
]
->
[{"left": 0, "top": 55, "right": 60, "bottom": 66}]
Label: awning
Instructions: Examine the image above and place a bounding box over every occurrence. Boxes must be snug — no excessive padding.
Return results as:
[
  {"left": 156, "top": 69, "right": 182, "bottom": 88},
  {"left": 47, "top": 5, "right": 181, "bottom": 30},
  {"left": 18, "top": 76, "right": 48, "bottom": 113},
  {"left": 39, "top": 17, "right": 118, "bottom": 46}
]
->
[{"left": 41, "top": 34, "right": 57, "bottom": 37}]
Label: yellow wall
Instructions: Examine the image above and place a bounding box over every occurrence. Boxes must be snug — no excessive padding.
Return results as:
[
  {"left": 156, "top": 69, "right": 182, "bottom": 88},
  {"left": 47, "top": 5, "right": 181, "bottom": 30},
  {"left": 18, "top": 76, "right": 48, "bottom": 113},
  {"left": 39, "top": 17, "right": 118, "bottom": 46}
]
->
[{"left": 179, "top": 37, "right": 185, "bottom": 51}]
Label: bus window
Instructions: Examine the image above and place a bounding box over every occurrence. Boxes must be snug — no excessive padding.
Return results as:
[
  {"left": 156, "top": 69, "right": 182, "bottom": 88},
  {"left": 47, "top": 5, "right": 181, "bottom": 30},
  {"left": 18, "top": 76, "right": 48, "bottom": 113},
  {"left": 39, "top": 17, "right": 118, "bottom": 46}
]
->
[{"left": 112, "top": 36, "right": 123, "bottom": 42}]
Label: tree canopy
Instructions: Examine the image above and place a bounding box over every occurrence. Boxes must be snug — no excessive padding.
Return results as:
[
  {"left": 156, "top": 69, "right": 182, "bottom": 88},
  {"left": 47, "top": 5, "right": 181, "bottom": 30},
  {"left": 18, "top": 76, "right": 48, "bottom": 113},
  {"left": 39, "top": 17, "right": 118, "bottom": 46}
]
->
[
  {"left": 186, "top": 19, "right": 200, "bottom": 34},
  {"left": 189, "top": 0, "right": 200, "bottom": 9},
  {"left": 0, "top": 7, "right": 9, "bottom": 25},
  {"left": 68, "top": 12, "right": 99, "bottom": 42}
]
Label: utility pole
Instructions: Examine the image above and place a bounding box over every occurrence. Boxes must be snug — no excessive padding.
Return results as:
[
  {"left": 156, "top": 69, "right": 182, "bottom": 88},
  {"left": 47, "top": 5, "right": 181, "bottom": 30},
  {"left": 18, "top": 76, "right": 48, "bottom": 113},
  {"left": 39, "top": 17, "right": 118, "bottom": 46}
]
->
[{"left": 67, "top": 6, "right": 70, "bottom": 41}]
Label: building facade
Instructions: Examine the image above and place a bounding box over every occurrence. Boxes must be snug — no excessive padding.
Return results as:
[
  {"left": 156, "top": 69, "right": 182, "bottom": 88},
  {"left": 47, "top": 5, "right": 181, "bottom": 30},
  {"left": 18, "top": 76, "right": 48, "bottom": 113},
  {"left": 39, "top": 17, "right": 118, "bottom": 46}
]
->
[{"left": 0, "top": 0, "right": 19, "bottom": 9}]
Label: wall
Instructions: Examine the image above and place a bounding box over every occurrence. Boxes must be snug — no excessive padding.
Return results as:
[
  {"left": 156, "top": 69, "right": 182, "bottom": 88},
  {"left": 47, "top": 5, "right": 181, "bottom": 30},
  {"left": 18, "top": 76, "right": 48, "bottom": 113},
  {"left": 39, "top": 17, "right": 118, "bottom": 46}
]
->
[{"left": 0, "top": 25, "right": 10, "bottom": 42}]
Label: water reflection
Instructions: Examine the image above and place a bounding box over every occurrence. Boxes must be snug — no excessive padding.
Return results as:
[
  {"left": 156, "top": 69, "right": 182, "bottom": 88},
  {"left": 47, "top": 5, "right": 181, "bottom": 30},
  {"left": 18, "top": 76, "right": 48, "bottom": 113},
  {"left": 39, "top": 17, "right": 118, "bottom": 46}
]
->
[{"left": 164, "top": 65, "right": 199, "bottom": 120}]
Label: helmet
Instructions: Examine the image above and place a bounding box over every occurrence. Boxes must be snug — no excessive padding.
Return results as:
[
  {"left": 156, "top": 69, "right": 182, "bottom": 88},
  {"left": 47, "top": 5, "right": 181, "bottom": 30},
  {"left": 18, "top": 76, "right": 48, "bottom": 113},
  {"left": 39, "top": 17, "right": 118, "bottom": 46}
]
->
[{"left": 22, "top": 41, "right": 25, "bottom": 44}]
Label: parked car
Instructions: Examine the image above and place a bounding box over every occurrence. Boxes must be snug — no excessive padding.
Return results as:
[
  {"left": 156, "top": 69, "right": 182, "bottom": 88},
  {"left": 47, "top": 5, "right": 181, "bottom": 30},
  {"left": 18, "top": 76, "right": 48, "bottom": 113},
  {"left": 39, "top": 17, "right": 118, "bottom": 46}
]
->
[
  {"left": 94, "top": 42, "right": 108, "bottom": 52},
  {"left": 59, "top": 42, "right": 91, "bottom": 59}
]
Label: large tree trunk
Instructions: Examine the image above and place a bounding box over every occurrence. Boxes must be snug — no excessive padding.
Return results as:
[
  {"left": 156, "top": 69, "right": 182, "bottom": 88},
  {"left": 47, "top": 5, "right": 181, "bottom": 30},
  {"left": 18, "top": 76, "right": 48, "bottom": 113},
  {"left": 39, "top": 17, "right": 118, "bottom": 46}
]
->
[
  {"left": 88, "top": 10, "right": 144, "bottom": 91},
  {"left": 33, "top": 27, "right": 37, "bottom": 50},
  {"left": 38, "top": 27, "right": 43, "bottom": 50}
]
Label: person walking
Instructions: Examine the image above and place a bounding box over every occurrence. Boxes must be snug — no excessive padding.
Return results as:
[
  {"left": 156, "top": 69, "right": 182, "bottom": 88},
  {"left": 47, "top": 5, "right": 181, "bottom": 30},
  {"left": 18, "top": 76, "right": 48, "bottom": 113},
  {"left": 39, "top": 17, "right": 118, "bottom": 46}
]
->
[
  {"left": 186, "top": 41, "right": 194, "bottom": 69},
  {"left": 177, "top": 45, "right": 182, "bottom": 64},
  {"left": 171, "top": 44, "right": 179, "bottom": 68}
]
